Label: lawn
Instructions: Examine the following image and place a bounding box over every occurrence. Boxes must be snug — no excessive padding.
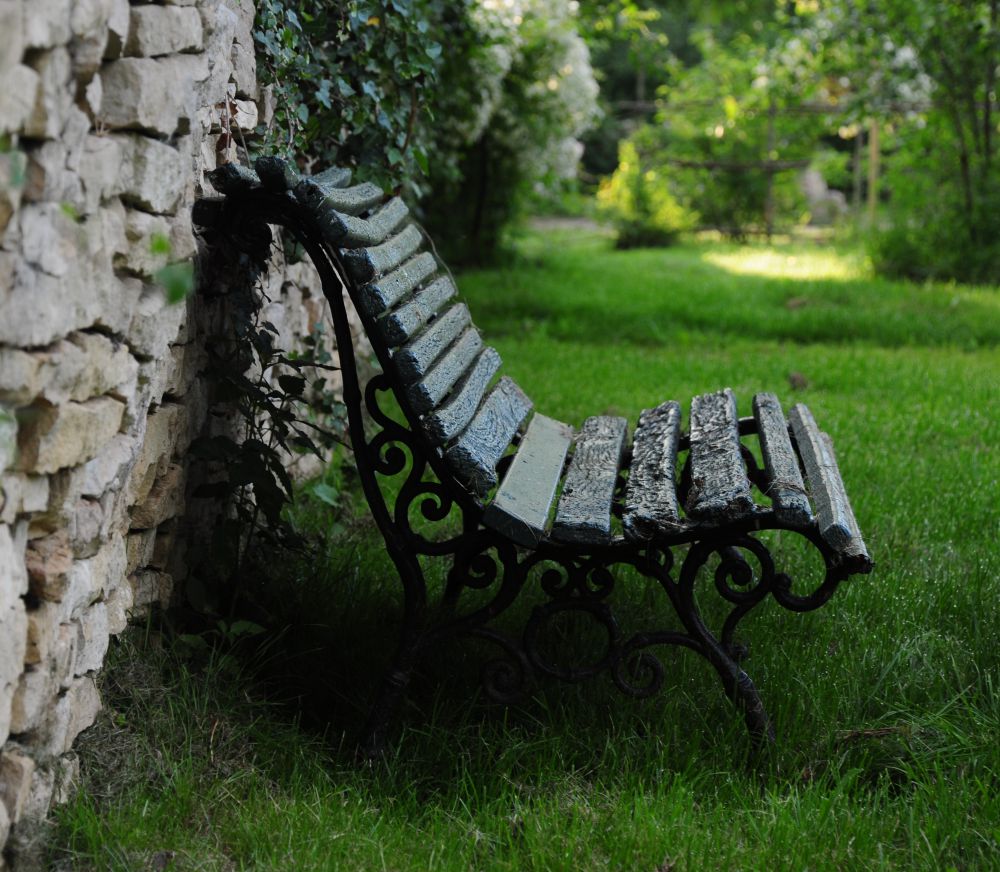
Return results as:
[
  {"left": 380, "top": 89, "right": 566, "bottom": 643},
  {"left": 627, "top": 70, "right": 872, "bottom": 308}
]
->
[{"left": 52, "top": 229, "right": 999, "bottom": 870}]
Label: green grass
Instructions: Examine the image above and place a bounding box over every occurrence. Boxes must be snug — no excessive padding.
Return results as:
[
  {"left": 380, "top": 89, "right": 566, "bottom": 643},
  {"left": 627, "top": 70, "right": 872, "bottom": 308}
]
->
[{"left": 51, "top": 231, "right": 1000, "bottom": 870}]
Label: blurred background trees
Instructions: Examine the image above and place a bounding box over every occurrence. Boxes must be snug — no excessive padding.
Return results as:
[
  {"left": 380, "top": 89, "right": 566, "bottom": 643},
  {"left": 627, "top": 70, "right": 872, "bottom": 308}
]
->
[{"left": 252, "top": 0, "right": 1000, "bottom": 281}]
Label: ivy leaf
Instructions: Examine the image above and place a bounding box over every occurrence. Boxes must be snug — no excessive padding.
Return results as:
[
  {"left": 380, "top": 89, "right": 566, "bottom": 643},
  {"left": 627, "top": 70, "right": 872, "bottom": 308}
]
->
[
  {"left": 155, "top": 262, "right": 194, "bottom": 304},
  {"left": 426, "top": 42, "right": 441, "bottom": 59},
  {"left": 278, "top": 374, "right": 306, "bottom": 396}
]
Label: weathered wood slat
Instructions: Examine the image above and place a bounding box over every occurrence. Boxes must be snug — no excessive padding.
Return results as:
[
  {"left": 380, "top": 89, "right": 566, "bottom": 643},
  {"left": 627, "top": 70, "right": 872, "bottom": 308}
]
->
[
  {"left": 405, "top": 328, "right": 483, "bottom": 414},
  {"left": 445, "top": 377, "right": 532, "bottom": 497},
  {"left": 379, "top": 276, "right": 457, "bottom": 347},
  {"left": 319, "top": 197, "right": 409, "bottom": 247},
  {"left": 622, "top": 401, "right": 683, "bottom": 540},
  {"left": 355, "top": 252, "right": 437, "bottom": 318},
  {"left": 310, "top": 166, "right": 352, "bottom": 190},
  {"left": 820, "top": 433, "right": 870, "bottom": 564},
  {"left": 552, "top": 416, "right": 628, "bottom": 545},
  {"left": 685, "top": 388, "right": 754, "bottom": 522},
  {"left": 254, "top": 156, "right": 300, "bottom": 192},
  {"left": 483, "top": 414, "right": 574, "bottom": 547},
  {"left": 422, "top": 348, "right": 502, "bottom": 446},
  {"left": 752, "top": 392, "right": 812, "bottom": 526},
  {"left": 294, "top": 178, "right": 383, "bottom": 217},
  {"left": 393, "top": 304, "right": 472, "bottom": 384},
  {"left": 208, "top": 163, "right": 260, "bottom": 194},
  {"left": 788, "top": 404, "right": 867, "bottom": 559},
  {"left": 341, "top": 224, "right": 423, "bottom": 284}
]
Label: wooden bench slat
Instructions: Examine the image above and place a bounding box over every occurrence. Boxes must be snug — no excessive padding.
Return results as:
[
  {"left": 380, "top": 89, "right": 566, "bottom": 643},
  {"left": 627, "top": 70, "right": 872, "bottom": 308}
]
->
[
  {"left": 405, "top": 328, "right": 483, "bottom": 415},
  {"left": 445, "top": 377, "right": 532, "bottom": 497},
  {"left": 820, "top": 433, "right": 870, "bottom": 564},
  {"left": 393, "top": 304, "right": 472, "bottom": 384},
  {"left": 788, "top": 404, "right": 867, "bottom": 557},
  {"left": 552, "top": 416, "right": 628, "bottom": 545},
  {"left": 752, "top": 392, "right": 812, "bottom": 526},
  {"left": 685, "top": 388, "right": 754, "bottom": 522},
  {"left": 379, "top": 276, "right": 457, "bottom": 347},
  {"left": 355, "top": 252, "right": 437, "bottom": 318},
  {"left": 320, "top": 197, "right": 409, "bottom": 247},
  {"left": 310, "top": 166, "right": 352, "bottom": 190},
  {"left": 622, "top": 401, "right": 683, "bottom": 540},
  {"left": 422, "top": 348, "right": 502, "bottom": 446},
  {"left": 483, "top": 414, "right": 574, "bottom": 547},
  {"left": 341, "top": 224, "right": 423, "bottom": 284},
  {"left": 255, "top": 156, "right": 301, "bottom": 192},
  {"left": 295, "top": 178, "right": 383, "bottom": 217}
]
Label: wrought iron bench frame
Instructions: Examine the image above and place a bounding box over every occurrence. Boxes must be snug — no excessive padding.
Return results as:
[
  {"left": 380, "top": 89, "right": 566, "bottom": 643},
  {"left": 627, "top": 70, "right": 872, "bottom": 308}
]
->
[{"left": 195, "top": 159, "right": 873, "bottom": 756}]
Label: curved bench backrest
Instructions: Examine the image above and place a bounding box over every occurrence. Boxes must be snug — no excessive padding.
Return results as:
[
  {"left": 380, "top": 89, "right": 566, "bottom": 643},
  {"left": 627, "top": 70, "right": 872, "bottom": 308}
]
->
[{"left": 200, "top": 158, "right": 529, "bottom": 503}]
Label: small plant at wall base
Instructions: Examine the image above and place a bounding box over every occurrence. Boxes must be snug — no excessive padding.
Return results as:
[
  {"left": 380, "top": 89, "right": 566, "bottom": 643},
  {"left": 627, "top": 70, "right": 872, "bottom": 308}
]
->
[{"left": 187, "top": 236, "right": 347, "bottom": 621}]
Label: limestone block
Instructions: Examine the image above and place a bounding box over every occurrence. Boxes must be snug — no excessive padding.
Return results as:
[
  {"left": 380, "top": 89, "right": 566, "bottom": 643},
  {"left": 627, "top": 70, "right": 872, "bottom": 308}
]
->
[
  {"left": 126, "top": 282, "right": 188, "bottom": 360},
  {"left": 64, "top": 332, "right": 138, "bottom": 403},
  {"left": 81, "top": 70, "right": 103, "bottom": 118},
  {"left": 126, "top": 5, "right": 203, "bottom": 57},
  {"left": 15, "top": 761, "right": 53, "bottom": 832},
  {"left": 0, "top": 476, "right": 47, "bottom": 527},
  {"left": 130, "top": 463, "right": 184, "bottom": 530},
  {"left": 162, "top": 342, "right": 207, "bottom": 399},
  {"left": 53, "top": 753, "right": 79, "bottom": 804},
  {"left": 15, "top": 396, "right": 125, "bottom": 475},
  {"left": 0, "top": 65, "right": 40, "bottom": 136},
  {"left": 25, "top": 530, "right": 73, "bottom": 603},
  {"left": 25, "top": 603, "right": 58, "bottom": 666},
  {"left": 0, "top": 407, "right": 15, "bottom": 474},
  {"left": 54, "top": 624, "right": 77, "bottom": 691},
  {"left": 73, "top": 602, "right": 109, "bottom": 675},
  {"left": 169, "top": 209, "right": 198, "bottom": 264},
  {"left": 0, "top": 150, "right": 25, "bottom": 237},
  {"left": 232, "top": 99, "right": 258, "bottom": 133},
  {"left": 9, "top": 666, "right": 54, "bottom": 736},
  {"left": 59, "top": 534, "right": 126, "bottom": 622},
  {"left": 81, "top": 433, "right": 139, "bottom": 499},
  {"left": 99, "top": 55, "right": 206, "bottom": 136},
  {"left": 104, "top": 576, "right": 132, "bottom": 633},
  {"left": 128, "top": 568, "right": 171, "bottom": 614},
  {"left": 0, "top": 796, "right": 8, "bottom": 848},
  {"left": 116, "top": 209, "right": 171, "bottom": 278},
  {"left": 113, "top": 133, "right": 187, "bottom": 215},
  {"left": 199, "top": 1, "right": 238, "bottom": 105},
  {"left": 71, "top": 0, "right": 116, "bottom": 41},
  {"left": 18, "top": 203, "right": 79, "bottom": 278},
  {"left": 36, "top": 676, "right": 101, "bottom": 755},
  {"left": 23, "top": 0, "right": 72, "bottom": 49},
  {"left": 79, "top": 135, "right": 123, "bottom": 214},
  {"left": 151, "top": 524, "right": 175, "bottom": 571},
  {"left": 0, "top": 521, "right": 28, "bottom": 608},
  {"left": 0, "top": 748, "right": 35, "bottom": 826},
  {"left": 24, "top": 141, "right": 84, "bottom": 208},
  {"left": 127, "top": 404, "right": 183, "bottom": 506},
  {"left": 24, "top": 48, "right": 73, "bottom": 140},
  {"left": 70, "top": 497, "right": 106, "bottom": 557},
  {"left": 0, "top": 592, "right": 28, "bottom": 742},
  {"left": 0, "top": 2, "right": 24, "bottom": 73},
  {"left": 104, "top": 0, "right": 130, "bottom": 59},
  {"left": 231, "top": 38, "right": 257, "bottom": 100},
  {"left": 125, "top": 529, "right": 156, "bottom": 574}
]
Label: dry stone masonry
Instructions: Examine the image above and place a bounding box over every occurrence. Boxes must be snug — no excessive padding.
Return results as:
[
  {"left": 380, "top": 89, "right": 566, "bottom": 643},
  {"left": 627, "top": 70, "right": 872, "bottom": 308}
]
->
[{"left": 0, "top": 1, "right": 358, "bottom": 864}]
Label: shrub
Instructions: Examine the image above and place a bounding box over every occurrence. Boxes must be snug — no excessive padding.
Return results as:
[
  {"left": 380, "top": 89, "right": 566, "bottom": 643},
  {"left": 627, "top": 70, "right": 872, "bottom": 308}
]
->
[{"left": 597, "top": 139, "right": 697, "bottom": 247}]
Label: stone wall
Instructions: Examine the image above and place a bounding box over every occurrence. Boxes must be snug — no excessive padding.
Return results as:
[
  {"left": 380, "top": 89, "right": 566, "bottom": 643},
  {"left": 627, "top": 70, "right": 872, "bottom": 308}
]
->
[{"left": 0, "top": 1, "right": 349, "bottom": 864}]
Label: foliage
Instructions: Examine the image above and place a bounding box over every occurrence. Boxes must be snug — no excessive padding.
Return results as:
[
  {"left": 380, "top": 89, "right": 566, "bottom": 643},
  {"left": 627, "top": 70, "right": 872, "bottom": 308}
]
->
[
  {"left": 253, "top": 1, "right": 599, "bottom": 263},
  {"left": 596, "top": 138, "right": 697, "bottom": 247},
  {"left": 187, "top": 245, "right": 346, "bottom": 618}
]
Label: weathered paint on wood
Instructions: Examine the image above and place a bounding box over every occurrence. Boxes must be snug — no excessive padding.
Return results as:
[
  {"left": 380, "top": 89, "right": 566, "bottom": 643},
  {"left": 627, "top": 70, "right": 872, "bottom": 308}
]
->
[
  {"left": 341, "top": 224, "right": 423, "bottom": 284},
  {"left": 622, "top": 401, "right": 683, "bottom": 540},
  {"left": 751, "top": 392, "right": 812, "bottom": 526},
  {"left": 393, "top": 304, "right": 472, "bottom": 384},
  {"left": 483, "top": 414, "right": 574, "bottom": 547},
  {"left": 685, "top": 388, "right": 754, "bottom": 522},
  {"left": 294, "top": 178, "right": 383, "bottom": 217},
  {"left": 422, "top": 348, "right": 502, "bottom": 446},
  {"left": 405, "top": 328, "right": 483, "bottom": 414},
  {"left": 310, "top": 166, "right": 352, "bottom": 190},
  {"left": 788, "top": 404, "right": 865, "bottom": 556},
  {"left": 208, "top": 163, "right": 260, "bottom": 194},
  {"left": 379, "top": 276, "right": 457, "bottom": 347},
  {"left": 445, "top": 377, "right": 532, "bottom": 497},
  {"left": 355, "top": 252, "right": 437, "bottom": 318},
  {"left": 820, "top": 433, "right": 870, "bottom": 564},
  {"left": 254, "top": 156, "right": 300, "bottom": 192},
  {"left": 552, "top": 416, "right": 628, "bottom": 545},
  {"left": 320, "top": 197, "right": 409, "bottom": 246}
]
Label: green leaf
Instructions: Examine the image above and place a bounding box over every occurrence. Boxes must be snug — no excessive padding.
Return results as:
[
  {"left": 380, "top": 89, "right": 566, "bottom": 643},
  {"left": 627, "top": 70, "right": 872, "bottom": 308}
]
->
[
  {"left": 310, "top": 482, "right": 340, "bottom": 507},
  {"left": 155, "top": 262, "right": 194, "bottom": 304},
  {"left": 278, "top": 374, "right": 307, "bottom": 396}
]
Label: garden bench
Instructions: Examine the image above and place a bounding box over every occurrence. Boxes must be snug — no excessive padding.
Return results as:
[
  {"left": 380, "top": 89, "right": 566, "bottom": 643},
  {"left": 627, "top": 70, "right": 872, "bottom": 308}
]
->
[{"left": 195, "top": 158, "right": 873, "bottom": 755}]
